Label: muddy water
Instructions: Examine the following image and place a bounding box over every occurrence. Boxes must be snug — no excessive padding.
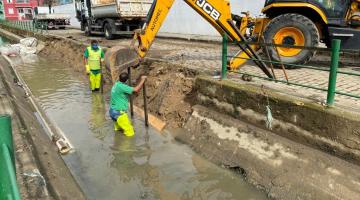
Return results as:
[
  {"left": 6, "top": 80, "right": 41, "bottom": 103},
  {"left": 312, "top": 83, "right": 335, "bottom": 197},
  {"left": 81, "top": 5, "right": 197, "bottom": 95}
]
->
[{"left": 14, "top": 56, "right": 268, "bottom": 200}]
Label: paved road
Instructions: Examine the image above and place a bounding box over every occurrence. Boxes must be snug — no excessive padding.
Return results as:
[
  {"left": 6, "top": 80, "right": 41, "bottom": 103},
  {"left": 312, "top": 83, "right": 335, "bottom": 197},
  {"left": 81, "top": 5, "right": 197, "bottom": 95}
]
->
[{"left": 49, "top": 29, "right": 360, "bottom": 112}]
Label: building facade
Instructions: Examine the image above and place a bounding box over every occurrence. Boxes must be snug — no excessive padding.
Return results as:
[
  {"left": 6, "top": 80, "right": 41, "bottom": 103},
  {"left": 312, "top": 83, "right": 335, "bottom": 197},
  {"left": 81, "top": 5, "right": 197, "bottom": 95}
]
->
[{"left": 3, "top": 0, "right": 43, "bottom": 20}]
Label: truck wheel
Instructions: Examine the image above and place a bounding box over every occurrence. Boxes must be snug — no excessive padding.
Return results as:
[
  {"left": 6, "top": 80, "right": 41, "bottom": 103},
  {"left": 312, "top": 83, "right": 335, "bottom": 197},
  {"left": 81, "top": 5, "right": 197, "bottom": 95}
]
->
[
  {"left": 81, "top": 22, "right": 85, "bottom": 31},
  {"left": 84, "top": 23, "right": 92, "bottom": 36},
  {"left": 104, "top": 23, "right": 114, "bottom": 40},
  {"left": 263, "top": 13, "right": 319, "bottom": 68}
]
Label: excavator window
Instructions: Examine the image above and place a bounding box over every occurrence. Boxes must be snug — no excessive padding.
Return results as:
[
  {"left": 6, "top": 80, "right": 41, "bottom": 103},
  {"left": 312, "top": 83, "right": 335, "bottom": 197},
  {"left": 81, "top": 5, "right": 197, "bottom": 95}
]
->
[
  {"left": 314, "top": 0, "right": 350, "bottom": 18},
  {"left": 265, "top": 0, "right": 351, "bottom": 19}
]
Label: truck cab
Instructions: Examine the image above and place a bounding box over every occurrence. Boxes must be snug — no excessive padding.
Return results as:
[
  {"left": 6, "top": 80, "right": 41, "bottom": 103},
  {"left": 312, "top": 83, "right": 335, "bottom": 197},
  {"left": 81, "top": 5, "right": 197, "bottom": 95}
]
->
[{"left": 75, "top": 0, "right": 152, "bottom": 39}]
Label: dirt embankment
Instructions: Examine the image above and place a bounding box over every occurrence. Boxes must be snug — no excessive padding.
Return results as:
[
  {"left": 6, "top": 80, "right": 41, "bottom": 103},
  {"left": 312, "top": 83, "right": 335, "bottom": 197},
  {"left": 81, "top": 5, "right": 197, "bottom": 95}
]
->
[
  {"left": 39, "top": 38, "right": 85, "bottom": 72},
  {"left": 132, "top": 61, "right": 198, "bottom": 128}
]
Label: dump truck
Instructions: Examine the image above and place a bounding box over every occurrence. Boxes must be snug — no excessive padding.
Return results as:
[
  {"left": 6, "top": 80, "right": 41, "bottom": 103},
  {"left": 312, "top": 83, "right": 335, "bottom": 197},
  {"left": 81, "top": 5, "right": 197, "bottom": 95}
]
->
[
  {"left": 75, "top": 0, "right": 152, "bottom": 39},
  {"left": 33, "top": 7, "right": 71, "bottom": 30}
]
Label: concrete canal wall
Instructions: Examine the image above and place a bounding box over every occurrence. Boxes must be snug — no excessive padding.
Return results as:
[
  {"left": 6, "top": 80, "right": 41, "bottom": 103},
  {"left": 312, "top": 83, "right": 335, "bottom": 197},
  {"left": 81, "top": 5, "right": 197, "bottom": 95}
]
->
[
  {"left": 194, "top": 77, "right": 360, "bottom": 165},
  {"left": 0, "top": 52, "right": 85, "bottom": 199}
]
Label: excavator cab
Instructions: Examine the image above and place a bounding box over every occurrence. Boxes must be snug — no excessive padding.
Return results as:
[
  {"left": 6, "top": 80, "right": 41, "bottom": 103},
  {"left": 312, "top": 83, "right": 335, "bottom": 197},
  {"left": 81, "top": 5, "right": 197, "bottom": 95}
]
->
[
  {"left": 260, "top": 0, "right": 360, "bottom": 66},
  {"left": 264, "top": 0, "right": 353, "bottom": 23}
]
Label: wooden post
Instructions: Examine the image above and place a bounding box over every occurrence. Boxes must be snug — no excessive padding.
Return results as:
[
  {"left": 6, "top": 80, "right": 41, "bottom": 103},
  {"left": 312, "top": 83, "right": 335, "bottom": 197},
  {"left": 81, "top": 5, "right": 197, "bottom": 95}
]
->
[
  {"left": 128, "top": 67, "right": 134, "bottom": 117},
  {"left": 143, "top": 82, "right": 149, "bottom": 127}
]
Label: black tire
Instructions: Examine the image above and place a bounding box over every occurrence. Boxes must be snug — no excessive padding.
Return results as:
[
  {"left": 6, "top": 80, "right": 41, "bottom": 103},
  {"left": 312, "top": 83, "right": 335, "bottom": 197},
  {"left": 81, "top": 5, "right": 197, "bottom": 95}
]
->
[
  {"left": 263, "top": 13, "right": 319, "bottom": 68},
  {"left": 84, "top": 23, "right": 91, "bottom": 36},
  {"left": 80, "top": 22, "right": 85, "bottom": 31},
  {"left": 104, "top": 23, "right": 114, "bottom": 40}
]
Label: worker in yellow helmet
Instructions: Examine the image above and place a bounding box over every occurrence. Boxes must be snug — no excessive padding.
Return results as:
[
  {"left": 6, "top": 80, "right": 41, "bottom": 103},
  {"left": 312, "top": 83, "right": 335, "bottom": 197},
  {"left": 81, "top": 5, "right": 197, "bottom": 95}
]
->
[
  {"left": 109, "top": 72, "right": 147, "bottom": 137},
  {"left": 84, "top": 40, "right": 105, "bottom": 92}
]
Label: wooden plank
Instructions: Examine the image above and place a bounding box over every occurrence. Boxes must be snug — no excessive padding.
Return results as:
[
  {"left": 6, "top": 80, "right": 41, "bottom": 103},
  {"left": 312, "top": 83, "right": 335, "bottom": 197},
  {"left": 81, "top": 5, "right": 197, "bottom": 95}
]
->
[{"left": 133, "top": 105, "right": 166, "bottom": 132}]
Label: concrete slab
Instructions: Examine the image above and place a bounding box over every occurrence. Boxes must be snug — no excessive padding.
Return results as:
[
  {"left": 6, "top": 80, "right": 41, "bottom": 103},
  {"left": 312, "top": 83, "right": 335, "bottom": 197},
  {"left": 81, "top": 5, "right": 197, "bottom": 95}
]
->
[{"left": 176, "top": 105, "right": 360, "bottom": 200}]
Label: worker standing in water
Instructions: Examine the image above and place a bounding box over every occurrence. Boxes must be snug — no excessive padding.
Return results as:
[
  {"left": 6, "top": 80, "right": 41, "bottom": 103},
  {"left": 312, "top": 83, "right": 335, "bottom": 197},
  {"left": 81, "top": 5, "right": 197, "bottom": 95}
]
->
[
  {"left": 84, "top": 40, "right": 105, "bottom": 92},
  {"left": 109, "top": 72, "right": 147, "bottom": 137}
]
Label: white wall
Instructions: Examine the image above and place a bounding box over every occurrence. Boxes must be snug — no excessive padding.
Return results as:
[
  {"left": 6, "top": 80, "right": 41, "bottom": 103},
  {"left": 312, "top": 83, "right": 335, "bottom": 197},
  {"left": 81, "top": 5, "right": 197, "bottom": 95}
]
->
[
  {"left": 52, "top": 0, "right": 266, "bottom": 36},
  {"left": 159, "top": 0, "right": 266, "bottom": 36}
]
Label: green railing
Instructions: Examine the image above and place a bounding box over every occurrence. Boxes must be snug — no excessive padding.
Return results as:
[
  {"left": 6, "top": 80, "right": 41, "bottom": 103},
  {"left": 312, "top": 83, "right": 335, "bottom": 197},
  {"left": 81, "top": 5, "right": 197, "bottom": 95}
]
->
[
  {"left": 0, "top": 20, "right": 48, "bottom": 34},
  {"left": 0, "top": 115, "right": 21, "bottom": 200},
  {"left": 221, "top": 37, "right": 360, "bottom": 107}
]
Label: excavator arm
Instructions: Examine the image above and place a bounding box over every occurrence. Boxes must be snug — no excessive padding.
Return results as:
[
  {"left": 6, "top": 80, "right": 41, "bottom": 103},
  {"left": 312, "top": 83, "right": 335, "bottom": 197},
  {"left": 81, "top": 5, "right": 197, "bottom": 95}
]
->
[{"left": 106, "top": 0, "right": 273, "bottom": 78}]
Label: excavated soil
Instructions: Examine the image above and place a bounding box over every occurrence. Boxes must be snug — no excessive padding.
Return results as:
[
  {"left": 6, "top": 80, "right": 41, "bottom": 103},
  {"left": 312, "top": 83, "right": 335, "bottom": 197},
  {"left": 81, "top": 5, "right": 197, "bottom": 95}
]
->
[
  {"left": 131, "top": 61, "right": 199, "bottom": 129},
  {"left": 39, "top": 38, "right": 85, "bottom": 72}
]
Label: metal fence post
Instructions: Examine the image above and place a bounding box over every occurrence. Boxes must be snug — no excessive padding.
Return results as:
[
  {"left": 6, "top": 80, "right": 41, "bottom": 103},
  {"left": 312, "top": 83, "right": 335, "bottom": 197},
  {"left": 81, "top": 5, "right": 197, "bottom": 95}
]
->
[
  {"left": 0, "top": 114, "right": 20, "bottom": 200},
  {"left": 221, "top": 34, "right": 228, "bottom": 80},
  {"left": 0, "top": 115, "right": 14, "bottom": 165},
  {"left": 326, "top": 39, "right": 341, "bottom": 106}
]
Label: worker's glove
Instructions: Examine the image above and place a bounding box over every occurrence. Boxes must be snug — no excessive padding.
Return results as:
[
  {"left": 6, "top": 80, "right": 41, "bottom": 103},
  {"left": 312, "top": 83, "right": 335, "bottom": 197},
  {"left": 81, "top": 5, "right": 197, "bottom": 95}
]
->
[{"left": 85, "top": 65, "right": 90, "bottom": 74}]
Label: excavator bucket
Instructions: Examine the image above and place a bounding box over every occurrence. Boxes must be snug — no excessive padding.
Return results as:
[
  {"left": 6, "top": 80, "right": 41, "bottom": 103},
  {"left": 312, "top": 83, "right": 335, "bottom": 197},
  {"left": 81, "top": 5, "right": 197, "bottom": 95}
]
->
[{"left": 104, "top": 46, "right": 140, "bottom": 82}]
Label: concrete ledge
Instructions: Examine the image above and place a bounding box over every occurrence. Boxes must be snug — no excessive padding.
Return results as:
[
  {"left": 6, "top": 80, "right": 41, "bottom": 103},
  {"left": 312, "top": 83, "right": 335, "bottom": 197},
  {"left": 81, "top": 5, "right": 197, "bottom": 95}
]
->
[
  {"left": 0, "top": 28, "right": 22, "bottom": 42},
  {"left": 176, "top": 105, "right": 360, "bottom": 200},
  {"left": 195, "top": 76, "right": 360, "bottom": 165}
]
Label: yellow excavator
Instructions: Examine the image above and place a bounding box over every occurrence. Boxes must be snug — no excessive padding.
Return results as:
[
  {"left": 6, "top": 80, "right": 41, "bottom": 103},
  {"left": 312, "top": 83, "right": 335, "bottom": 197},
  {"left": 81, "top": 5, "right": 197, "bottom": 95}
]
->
[
  {"left": 105, "top": 0, "right": 360, "bottom": 77},
  {"left": 232, "top": 0, "right": 360, "bottom": 68}
]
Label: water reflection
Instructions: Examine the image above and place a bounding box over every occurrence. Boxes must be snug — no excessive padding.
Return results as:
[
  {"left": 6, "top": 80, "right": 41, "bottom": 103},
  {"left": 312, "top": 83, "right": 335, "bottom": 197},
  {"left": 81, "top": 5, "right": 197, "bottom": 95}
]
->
[{"left": 89, "top": 93, "right": 107, "bottom": 140}]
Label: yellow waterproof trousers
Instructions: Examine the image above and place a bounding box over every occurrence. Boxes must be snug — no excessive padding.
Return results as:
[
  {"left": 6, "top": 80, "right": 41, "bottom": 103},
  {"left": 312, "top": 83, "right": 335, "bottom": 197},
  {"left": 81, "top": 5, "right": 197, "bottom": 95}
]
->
[
  {"left": 114, "top": 113, "right": 135, "bottom": 137},
  {"left": 89, "top": 72, "right": 101, "bottom": 91}
]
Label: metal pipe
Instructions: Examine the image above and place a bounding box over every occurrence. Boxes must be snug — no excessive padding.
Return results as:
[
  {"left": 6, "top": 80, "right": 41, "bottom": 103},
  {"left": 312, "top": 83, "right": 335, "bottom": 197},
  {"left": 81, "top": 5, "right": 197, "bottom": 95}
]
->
[
  {"left": 0, "top": 115, "right": 14, "bottom": 165},
  {"left": 1, "top": 144, "right": 21, "bottom": 200},
  {"left": 231, "top": 71, "right": 328, "bottom": 92},
  {"left": 128, "top": 67, "right": 134, "bottom": 117},
  {"left": 226, "top": 20, "right": 273, "bottom": 78},
  {"left": 221, "top": 35, "right": 228, "bottom": 80},
  {"left": 0, "top": 115, "right": 20, "bottom": 200},
  {"left": 261, "top": 36, "right": 277, "bottom": 80},
  {"left": 327, "top": 39, "right": 341, "bottom": 106},
  {"left": 272, "top": 39, "right": 289, "bottom": 83},
  {"left": 143, "top": 81, "right": 149, "bottom": 127}
]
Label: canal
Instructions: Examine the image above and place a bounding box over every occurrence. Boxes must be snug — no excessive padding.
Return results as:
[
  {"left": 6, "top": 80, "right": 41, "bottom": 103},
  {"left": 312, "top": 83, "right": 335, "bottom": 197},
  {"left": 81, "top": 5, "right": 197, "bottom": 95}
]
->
[{"left": 9, "top": 43, "right": 268, "bottom": 199}]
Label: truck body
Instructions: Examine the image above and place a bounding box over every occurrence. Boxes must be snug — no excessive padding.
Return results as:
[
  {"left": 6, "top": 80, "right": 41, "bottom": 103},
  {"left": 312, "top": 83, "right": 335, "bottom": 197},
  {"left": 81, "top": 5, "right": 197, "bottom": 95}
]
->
[
  {"left": 34, "top": 7, "right": 71, "bottom": 29},
  {"left": 75, "top": 0, "right": 152, "bottom": 39}
]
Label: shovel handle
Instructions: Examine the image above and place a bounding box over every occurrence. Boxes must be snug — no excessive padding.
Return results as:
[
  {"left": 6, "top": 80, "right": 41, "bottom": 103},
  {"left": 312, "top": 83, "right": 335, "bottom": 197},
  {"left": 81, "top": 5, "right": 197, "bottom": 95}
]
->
[
  {"left": 128, "top": 67, "right": 134, "bottom": 117},
  {"left": 143, "top": 81, "right": 149, "bottom": 127}
]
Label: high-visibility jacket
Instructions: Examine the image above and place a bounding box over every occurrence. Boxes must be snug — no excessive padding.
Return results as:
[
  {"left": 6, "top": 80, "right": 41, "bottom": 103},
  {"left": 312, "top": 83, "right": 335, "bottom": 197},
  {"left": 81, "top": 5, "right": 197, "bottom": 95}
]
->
[{"left": 87, "top": 47, "right": 102, "bottom": 70}]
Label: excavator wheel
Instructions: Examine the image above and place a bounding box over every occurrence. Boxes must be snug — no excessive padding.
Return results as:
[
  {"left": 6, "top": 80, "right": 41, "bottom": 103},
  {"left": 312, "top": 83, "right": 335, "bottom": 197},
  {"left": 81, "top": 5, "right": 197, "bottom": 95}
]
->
[{"left": 263, "top": 13, "right": 319, "bottom": 68}]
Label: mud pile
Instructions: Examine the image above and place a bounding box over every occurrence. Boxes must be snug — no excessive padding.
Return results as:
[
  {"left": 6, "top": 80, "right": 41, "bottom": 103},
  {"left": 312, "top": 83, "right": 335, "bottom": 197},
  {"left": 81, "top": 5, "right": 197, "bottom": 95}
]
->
[
  {"left": 39, "top": 38, "right": 85, "bottom": 72},
  {"left": 132, "top": 61, "right": 198, "bottom": 129}
]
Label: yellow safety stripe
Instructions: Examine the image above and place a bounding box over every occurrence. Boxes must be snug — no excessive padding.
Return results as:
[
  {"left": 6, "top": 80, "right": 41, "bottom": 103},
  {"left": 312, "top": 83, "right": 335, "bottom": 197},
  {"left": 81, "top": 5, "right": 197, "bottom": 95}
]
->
[{"left": 262, "top": 3, "right": 328, "bottom": 24}]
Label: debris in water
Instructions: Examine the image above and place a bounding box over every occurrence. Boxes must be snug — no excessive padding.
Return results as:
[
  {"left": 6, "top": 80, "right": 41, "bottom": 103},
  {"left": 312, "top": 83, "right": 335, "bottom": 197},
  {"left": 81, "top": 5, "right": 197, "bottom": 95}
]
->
[{"left": 266, "top": 105, "right": 273, "bottom": 130}]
